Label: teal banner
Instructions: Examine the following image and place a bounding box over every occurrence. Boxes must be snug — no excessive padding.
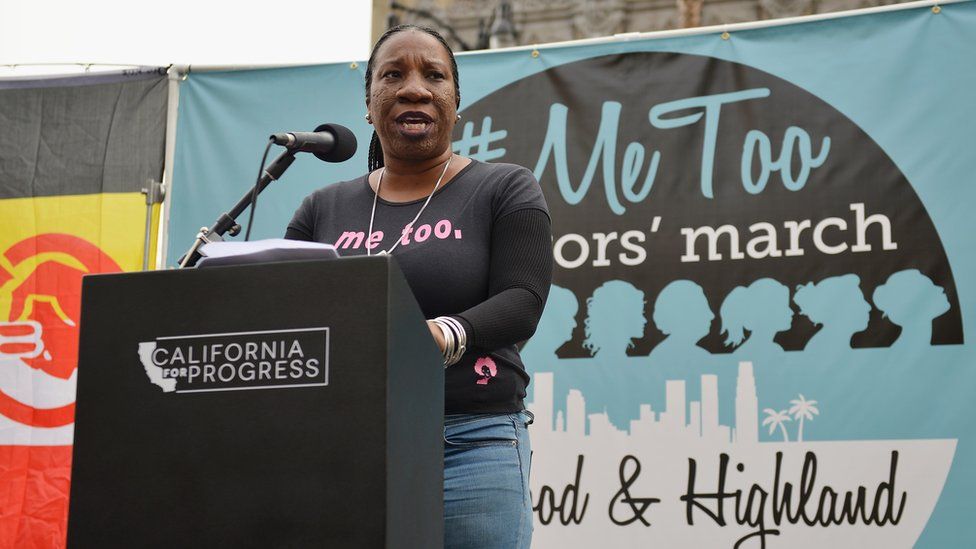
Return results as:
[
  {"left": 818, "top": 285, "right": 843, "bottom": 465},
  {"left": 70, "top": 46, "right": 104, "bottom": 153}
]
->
[{"left": 169, "top": 2, "right": 976, "bottom": 546}]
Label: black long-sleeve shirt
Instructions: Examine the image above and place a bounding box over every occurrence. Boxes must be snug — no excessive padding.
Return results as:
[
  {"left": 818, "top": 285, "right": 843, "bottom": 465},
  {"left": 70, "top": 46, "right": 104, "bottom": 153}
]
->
[{"left": 286, "top": 160, "right": 553, "bottom": 413}]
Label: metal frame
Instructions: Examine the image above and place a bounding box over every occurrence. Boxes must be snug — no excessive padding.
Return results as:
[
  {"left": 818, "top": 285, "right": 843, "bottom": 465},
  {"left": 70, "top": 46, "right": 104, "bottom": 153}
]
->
[{"left": 2, "top": 0, "right": 959, "bottom": 268}]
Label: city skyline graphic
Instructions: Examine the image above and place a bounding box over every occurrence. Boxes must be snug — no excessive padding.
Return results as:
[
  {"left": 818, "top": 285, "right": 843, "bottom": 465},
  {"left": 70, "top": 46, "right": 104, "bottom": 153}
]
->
[{"left": 530, "top": 361, "right": 760, "bottom": 444}]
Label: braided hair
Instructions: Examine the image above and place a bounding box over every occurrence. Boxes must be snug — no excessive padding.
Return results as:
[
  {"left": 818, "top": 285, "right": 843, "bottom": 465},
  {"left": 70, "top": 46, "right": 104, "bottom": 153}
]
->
[{"left": 365, "top": 24, "right": 461, "bottom": 173}]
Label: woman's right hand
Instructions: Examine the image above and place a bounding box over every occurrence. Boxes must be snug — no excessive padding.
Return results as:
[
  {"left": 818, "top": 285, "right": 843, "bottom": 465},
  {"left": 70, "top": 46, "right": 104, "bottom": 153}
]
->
[{"left": 427, "top": 320, "right": 447, "bottom": 354}]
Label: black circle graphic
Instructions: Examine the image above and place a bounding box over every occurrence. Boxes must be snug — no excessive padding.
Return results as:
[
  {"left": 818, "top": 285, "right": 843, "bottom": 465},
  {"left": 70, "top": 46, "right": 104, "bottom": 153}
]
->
[{"left": 456, "top": 52, "right": 962, "bottom": 356}]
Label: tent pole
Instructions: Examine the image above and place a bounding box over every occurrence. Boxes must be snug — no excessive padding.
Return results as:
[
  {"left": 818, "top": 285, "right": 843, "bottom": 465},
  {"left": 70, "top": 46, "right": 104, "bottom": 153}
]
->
[{"left": 157, "top": 66, "right": 183, "bottom": 269}]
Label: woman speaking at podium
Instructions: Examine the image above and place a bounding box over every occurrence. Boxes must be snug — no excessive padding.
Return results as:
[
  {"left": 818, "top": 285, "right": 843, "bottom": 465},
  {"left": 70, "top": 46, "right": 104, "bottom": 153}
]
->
[{"left": 286, "top": 24, "right": 553, "bottom": 549}]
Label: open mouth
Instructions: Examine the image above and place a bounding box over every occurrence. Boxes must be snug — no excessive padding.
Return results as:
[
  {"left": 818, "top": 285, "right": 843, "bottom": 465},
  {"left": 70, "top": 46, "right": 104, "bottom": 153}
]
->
[{"left": 395, "top": 111, "right": 434, "bottom": 134}]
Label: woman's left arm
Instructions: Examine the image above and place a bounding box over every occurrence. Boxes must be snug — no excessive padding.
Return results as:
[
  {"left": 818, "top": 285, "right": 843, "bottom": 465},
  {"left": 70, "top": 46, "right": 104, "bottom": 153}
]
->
[{"left": 451, "top": 207, "right": 553, "bottom": 350}]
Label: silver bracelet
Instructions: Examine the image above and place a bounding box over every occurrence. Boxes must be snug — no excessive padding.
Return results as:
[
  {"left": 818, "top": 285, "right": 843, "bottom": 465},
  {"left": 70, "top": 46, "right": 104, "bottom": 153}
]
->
[
  {"left": 442, "top": 316, "right": 467, "bottom": 366},
  {"left": 434, "top": 320, "right": 455, "bottom": 366},
  {"left": 433, "top": 316, "right": 467, "bottom": 367}
]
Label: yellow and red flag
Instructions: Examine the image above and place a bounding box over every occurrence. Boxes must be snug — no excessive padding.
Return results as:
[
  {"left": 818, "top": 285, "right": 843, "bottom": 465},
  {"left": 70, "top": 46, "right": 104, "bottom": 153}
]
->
[{"left": 0, "top": 71, "right": 167, "bottom": 548}]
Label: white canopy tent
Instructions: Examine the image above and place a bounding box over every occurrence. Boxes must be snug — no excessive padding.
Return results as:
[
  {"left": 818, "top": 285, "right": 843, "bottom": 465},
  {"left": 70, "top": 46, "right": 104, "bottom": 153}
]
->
[
  {"left": 0, "top": 0, "right": 372, "bottom": 267},
  {"left": 0, "top": 0, "right": 372, "bottom": 77}
]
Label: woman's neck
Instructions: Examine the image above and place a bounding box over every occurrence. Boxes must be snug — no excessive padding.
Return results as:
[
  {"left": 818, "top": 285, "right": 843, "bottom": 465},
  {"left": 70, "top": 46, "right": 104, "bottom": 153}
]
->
[
  {"left": 893, "top": 321, "right": 933, "bottom": 347},
  {"left": 665, "top": 333, "right": 707, "bottom": 347},
  {"left": 738, "top": 332, "right": 783, "bottom": 355},
  {"left": 372, "top": 150, "right": 466, "bottom": 202},
  {"left": 812, "top": 325, "right": 857, "bottom": 346},
  {"left": 595, "top": 346, "right": 632, "bottom": 362}
]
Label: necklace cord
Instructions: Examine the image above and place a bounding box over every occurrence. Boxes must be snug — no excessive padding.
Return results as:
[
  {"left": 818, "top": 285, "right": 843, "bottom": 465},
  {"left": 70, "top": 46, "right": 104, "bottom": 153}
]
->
[{"left": 367, "top": 155, "right": 454, "bottom": 256}]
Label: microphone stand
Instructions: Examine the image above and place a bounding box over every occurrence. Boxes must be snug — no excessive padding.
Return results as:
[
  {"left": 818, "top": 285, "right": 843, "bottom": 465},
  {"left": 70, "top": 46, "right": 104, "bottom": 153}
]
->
[{"left": 178, "top": 149, "right": 297, "bottom": 268}]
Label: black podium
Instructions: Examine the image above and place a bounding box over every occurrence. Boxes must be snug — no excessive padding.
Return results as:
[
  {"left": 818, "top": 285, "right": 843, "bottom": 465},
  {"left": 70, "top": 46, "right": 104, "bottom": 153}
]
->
[{"left": 67, "top": 257, "right": 444, "bottom": 548}]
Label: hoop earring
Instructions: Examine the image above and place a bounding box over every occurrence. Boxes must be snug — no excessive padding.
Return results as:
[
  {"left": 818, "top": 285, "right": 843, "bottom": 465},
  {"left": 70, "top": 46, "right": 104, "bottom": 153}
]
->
[
  {"left": 456, "top": 114, "right": 461, "bottom": 121},
  {"left": 365, "top": 113, "right": 372, "bottom": 123}
]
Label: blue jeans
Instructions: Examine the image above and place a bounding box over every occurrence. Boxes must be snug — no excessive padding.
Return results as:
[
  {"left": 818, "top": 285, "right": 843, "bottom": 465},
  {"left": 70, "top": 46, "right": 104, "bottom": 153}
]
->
[{"left": 444, "top": 411, "right": 533, "bottom": 549}]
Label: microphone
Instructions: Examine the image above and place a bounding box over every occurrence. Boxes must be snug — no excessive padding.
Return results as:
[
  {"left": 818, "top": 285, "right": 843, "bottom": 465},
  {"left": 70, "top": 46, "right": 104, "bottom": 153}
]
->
[{"left": 270, "top": 123, "right": 358, "bottom": 163}]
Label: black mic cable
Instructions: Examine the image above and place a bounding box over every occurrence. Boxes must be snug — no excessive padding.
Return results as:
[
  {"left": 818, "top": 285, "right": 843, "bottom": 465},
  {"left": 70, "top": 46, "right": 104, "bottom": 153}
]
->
[{"left": 244, "top": 138, "right": 276, "bottom": 242}]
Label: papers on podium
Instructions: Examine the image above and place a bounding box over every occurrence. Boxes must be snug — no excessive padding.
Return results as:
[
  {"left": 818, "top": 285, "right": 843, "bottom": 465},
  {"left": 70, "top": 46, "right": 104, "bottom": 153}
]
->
[{"left": 197, "top": 239, "right": 339, "bottom": 267}]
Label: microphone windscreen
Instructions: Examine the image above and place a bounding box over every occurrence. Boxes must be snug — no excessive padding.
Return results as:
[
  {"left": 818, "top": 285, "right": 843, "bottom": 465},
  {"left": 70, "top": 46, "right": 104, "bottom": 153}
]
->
[{"left": 314, "top": 123, "right": 358, "bottom": 163}]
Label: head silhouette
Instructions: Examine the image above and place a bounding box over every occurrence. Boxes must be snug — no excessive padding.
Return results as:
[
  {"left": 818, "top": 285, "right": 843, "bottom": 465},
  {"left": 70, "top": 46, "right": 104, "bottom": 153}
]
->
[
  {"left": 536, "top": 285, "right": 578, "bottom": 349},
  {"left": 720, "top": 278, "right": 793, "bottom": 349},
  {"left": 583, "top": 280, "right": 646, "bottom": 357},
  {"left": 795, "top": 274, "right": 870, "bottom": 334},
  {"left": 873, "top": 269, "right": 949, "bottom": 346},
  {"left": 653, "top": 280, "right": 714, "bottom": 342}
]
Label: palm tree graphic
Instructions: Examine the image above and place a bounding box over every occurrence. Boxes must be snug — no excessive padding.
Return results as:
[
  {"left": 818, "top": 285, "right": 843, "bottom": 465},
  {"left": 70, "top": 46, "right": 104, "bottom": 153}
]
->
[
  {"left": 789, "top": 394, "right": 819, "bottom": 442},
  {"left": 762, "top": 408, "right": 791, "bottom": 442}
]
